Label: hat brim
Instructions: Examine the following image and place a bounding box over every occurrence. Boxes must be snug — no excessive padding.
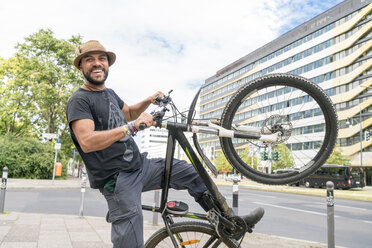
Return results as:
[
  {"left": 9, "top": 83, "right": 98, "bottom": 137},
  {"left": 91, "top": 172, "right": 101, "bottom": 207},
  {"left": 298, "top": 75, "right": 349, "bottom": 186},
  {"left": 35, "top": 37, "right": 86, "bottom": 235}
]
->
[{"left": 74, "top": 51, "right": 116, "bottom": 69}]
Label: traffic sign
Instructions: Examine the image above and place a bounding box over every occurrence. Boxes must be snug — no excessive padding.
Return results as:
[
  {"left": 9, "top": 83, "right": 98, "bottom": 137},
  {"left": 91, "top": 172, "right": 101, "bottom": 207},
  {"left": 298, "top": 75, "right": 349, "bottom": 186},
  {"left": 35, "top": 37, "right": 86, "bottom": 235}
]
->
[
  {"left": 42, "top": 133, "right": 58, "bottom": 140},
  {"left": 55, "top": 143, "right": 61, "bottom": 150}
]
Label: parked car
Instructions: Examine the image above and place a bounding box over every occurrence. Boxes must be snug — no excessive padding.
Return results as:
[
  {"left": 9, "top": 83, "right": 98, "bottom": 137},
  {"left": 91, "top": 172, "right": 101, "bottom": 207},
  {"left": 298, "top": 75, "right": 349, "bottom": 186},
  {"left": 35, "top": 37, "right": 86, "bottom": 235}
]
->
[{"left": 225, "top": 174, "right": 241, "bottom": 182}]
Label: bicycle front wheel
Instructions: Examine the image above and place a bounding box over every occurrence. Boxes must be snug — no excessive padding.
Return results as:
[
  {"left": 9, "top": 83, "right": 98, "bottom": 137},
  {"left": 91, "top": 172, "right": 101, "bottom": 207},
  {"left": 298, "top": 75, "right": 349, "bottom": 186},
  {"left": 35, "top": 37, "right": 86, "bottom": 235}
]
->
[
  {"left": 145, "top": 221, "right": 239, "bottom": 248},
  {"left": 220, "top": 73, "right": 338, "bottom": 185}
]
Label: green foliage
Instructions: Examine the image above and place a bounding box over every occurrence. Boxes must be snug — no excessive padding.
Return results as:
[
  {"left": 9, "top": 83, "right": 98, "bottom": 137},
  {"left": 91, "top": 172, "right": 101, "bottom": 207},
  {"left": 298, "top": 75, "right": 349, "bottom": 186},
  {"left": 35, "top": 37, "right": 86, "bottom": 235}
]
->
[
  {"left": 214, "top": 151, "right": 233, "bottom": 173},
  {"left": 239, "top": 147, "right": 257, "bottom": 169},
  {"left": 0, "top": 28, "right": 83, "bottom": 161},
  {"left": 0, "top": 135, "right": 65, "bottom": 179},
  {"left": 272, "top": 144, "right": 294, "bottom": 171},
  {"left": 326, "top": 144, "right": 350, "bottom": 165}
]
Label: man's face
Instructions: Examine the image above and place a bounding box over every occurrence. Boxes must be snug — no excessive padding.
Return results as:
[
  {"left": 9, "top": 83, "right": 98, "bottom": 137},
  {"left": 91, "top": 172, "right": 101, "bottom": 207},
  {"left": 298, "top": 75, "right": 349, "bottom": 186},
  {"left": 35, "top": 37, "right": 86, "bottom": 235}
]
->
[{"left": 80, "top": 52, "right": 109, "bottom": 85}]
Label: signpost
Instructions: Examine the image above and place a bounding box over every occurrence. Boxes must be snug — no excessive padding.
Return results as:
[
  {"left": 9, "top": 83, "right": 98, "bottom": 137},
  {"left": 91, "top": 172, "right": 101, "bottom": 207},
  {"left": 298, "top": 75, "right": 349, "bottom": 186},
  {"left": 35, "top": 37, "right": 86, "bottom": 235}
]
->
[{"left": 52, "top": 139, "right": 61, "bottom": 184}]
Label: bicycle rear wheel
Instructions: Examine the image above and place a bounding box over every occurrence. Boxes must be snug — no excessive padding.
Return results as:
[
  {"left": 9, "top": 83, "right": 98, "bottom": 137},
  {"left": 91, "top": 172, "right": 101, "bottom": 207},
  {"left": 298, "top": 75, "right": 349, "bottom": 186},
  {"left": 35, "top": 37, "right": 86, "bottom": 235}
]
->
[
  {"left": 220, "top": 73, "right": 338, "bottom": 185},
  {"left": 145, "top": 221, "right": 238, "bottom": 248}
]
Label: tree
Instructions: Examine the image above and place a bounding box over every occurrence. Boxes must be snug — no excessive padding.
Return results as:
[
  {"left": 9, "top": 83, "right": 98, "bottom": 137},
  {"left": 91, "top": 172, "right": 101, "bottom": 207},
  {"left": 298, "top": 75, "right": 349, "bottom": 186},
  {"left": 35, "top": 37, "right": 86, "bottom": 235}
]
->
[
  {"left": 214, "top": 151, "right": 233, "bottom": 173},
  {"left": 0, "top": 29, "right": 83, "bottom": 157},
  {"left": 0, "top": 56, "right": 36, "bottom": 136},
  {"left": 239, "top": 146, "right": 258, "bottom": 169},
  {"left": 272, "top": 143, "right": 294, "bottom": 171},
  {"left": 326, "top": 144, "right": 350, "bottom": 165}
]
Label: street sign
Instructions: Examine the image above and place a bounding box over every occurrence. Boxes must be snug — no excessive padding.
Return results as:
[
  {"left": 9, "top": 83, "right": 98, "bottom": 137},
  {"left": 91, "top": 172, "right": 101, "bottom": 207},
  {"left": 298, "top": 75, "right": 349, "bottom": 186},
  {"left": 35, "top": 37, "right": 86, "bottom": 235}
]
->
[
  {"left": 42, "top": 133, "right": 58, "bottom": 140},
  {"left": 55, "top": 143, "right": 61, "bottom": 150}
]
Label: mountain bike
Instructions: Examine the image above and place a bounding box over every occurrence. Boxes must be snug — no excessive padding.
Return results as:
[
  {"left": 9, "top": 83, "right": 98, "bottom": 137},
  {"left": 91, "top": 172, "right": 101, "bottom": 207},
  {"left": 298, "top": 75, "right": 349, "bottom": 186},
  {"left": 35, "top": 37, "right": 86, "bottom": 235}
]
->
[{"left": 141, "top": 73, "right": 338, "bottom": 247}]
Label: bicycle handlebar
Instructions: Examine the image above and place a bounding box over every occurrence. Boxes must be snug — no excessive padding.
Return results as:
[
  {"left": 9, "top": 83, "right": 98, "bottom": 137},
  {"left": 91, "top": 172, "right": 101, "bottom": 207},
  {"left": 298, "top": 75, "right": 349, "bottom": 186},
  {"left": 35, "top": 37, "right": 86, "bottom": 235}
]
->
[{"left": 138, "top": 92, "right": 172, "bottom": 130}]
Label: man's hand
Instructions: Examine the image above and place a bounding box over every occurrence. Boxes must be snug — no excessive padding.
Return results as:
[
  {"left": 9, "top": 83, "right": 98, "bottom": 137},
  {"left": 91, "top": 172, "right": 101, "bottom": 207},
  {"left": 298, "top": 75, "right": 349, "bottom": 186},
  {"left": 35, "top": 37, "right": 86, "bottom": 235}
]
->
[
  {"left": 134, "top": 112, "right": 156, "bottom": 130},
  {"left": 150, "top": 91, "right": 165, "bottom": 105}
]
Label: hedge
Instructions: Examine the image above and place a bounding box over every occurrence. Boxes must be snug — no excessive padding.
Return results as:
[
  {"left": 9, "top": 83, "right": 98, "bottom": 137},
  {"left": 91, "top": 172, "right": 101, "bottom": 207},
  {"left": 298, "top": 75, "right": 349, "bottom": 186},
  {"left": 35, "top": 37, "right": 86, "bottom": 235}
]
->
[{"left": 0, "top": 135, "right": 67, "bottom": 179}]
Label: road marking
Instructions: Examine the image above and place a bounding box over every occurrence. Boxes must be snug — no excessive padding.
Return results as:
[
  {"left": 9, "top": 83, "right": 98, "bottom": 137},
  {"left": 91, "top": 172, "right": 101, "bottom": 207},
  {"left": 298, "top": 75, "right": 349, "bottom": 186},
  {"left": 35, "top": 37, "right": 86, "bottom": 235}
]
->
[
  {"left": 312, "top": 202, "right": 368, "bottom": 211},
  {"left": 333, "top": 204, "right": 368, "bottom": 211},
  {"left": 241, "top": 192, "right": 277, "bottom": 199},
  {"left": 253, "top": 201, "right": 339, "bottom": 217}
]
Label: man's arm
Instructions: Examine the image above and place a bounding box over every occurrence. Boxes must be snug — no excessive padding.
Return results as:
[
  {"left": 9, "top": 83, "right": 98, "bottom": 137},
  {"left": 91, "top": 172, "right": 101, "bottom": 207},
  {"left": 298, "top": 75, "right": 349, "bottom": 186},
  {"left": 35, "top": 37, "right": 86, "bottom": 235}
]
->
[
  {"left": 122, "top": 91, "right": 163, "bottom": 121},
  {"left": 71, "top": 113, "right": 156, "bottom": 153},
  {"left": 71, "top": 119, "right": 125, "bottom": 153}
]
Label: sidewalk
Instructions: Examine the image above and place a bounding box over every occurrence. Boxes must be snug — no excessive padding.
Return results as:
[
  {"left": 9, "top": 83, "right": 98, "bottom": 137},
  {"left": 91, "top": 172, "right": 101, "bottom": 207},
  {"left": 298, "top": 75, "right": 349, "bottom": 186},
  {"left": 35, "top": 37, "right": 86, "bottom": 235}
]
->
[
  {"left": 0, "top": 177, "right": 355, "bottom": 247},
  {"left": 0, "top": 212, "right": 330, "bottom": 248}
]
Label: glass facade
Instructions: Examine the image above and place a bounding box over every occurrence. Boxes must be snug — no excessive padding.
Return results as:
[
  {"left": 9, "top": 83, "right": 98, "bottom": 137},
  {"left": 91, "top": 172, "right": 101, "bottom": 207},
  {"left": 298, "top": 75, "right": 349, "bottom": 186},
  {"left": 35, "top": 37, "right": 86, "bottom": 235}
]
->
[{"left": 199, "top": 1, "right": 372, "bottom": 163}]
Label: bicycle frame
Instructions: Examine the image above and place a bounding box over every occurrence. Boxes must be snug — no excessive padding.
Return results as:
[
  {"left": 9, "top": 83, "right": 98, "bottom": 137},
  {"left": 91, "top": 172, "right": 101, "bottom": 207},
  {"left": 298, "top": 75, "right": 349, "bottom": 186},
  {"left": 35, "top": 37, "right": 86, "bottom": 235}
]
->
[
  {"left": 141, "top": 121, "right": 231, "bottom": 213},
  {"left": 142, "top": 122, "right": 237, "bottom": 247}
]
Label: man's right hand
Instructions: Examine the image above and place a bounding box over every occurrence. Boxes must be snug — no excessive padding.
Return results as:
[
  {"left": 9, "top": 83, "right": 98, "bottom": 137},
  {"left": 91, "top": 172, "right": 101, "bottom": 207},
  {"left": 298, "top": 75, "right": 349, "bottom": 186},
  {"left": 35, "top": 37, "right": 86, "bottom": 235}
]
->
[{"left": 134, "top": 112, "right": 156, "bottom": 130}]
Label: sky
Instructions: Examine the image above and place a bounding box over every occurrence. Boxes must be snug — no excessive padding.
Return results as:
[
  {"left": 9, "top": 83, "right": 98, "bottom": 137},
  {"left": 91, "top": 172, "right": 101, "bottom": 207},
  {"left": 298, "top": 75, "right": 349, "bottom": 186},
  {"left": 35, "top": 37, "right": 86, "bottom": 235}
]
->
[{"left": 0, "top": 0, "right": 344, "bottom": 110}]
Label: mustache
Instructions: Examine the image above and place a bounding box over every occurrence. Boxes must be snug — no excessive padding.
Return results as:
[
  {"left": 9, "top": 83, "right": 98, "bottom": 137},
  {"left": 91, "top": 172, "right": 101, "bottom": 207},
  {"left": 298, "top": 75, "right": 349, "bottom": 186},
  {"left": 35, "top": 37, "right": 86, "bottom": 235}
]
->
[{"left": 89, "top": 66, "right": 105, "bottom": 72}]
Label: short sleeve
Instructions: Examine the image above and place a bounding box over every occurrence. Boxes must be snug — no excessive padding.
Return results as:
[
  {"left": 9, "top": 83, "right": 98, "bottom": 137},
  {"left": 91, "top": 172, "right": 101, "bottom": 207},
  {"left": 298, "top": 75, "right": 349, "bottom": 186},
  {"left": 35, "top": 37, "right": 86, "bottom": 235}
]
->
[
  {"left": 66, "top": 97, "right": 93, "bottom": 128},
  {"left": 109, "top": 89, "right": 124, "bottom": 110}
]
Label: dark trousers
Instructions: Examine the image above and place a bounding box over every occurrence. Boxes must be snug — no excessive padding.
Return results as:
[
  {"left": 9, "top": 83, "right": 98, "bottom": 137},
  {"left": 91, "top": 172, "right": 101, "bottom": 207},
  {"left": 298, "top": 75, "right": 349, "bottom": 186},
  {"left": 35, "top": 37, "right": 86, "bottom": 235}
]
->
[{"left": 101, "top": 154, "right": 208, "bottom": 248}]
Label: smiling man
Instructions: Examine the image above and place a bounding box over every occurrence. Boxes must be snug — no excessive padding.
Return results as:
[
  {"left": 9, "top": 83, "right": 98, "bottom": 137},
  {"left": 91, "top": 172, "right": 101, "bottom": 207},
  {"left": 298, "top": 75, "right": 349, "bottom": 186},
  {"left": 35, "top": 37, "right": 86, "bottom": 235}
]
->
[{"left": 66, "top": 40, "right": 264, "bottom": 248}]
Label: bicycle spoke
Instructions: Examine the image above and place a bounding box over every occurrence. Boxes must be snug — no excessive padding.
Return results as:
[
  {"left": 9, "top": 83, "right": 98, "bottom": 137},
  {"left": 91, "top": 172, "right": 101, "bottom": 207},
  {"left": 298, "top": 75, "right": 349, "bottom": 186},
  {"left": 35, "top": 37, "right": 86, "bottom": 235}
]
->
[
  {"left": 146, "top": 222, "right": 238, "bottom": 247},
  {"left": 220, "top": 74, "right": 337, "bottom": 185}
]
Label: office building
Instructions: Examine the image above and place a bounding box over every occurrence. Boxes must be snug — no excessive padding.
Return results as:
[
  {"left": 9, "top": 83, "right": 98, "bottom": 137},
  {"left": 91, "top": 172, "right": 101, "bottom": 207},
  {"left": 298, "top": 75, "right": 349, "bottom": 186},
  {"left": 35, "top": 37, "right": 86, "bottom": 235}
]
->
[{"left": 199, "top": 0, "right": 372, "bottom": 183}]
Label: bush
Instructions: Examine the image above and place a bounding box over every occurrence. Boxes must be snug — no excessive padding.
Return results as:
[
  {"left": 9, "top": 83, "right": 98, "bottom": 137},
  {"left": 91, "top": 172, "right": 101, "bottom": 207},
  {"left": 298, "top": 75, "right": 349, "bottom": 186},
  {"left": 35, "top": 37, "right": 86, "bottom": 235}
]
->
[{"left": 0, "top": 135, "right": 63, "bottom": 179}]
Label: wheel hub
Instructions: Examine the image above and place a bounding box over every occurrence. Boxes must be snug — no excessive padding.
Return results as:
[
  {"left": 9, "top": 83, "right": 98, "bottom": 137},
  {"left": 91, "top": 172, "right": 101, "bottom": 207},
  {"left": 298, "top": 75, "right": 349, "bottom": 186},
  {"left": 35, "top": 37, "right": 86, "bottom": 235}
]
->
[{"left": 261, "top": 114, "right": 292, "bottom": 145}]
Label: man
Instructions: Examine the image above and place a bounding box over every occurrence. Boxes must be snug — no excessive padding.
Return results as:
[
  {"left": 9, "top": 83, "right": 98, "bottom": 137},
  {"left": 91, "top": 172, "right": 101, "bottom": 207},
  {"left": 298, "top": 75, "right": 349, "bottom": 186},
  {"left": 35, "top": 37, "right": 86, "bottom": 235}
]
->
[{"left": 66, "top": 40, "right": 264, "bottom": 247}]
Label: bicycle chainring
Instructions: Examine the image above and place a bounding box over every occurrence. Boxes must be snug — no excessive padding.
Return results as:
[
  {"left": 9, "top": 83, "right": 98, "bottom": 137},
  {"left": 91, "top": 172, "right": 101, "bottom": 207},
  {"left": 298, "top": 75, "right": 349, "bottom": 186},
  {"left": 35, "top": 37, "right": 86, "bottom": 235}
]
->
[{"left": 216, "top": 216, "right": 247, "bottom": 241}]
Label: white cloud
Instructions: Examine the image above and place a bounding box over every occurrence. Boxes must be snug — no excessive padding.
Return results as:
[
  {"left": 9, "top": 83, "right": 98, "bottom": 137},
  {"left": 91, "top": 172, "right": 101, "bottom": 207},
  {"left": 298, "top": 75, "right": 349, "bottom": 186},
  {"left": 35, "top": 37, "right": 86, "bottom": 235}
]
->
[{"left": 0, "top": 0, "right": 343, "bottom": 109}]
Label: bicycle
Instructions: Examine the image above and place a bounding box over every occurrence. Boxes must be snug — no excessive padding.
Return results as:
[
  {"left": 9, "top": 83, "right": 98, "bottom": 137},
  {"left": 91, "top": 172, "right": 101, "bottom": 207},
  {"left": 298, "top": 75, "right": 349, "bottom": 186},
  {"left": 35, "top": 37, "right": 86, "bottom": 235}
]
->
[{"left": 141, "top": 73, "right": 338, "bottom": 247}]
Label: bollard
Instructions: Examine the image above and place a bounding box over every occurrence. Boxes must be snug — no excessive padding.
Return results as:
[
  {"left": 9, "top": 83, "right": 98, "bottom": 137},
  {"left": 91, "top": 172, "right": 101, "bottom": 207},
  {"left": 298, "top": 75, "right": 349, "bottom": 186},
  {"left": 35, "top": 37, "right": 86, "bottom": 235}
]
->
[
  {"left": 0, "top": 167, "right": 8, "bottom": 214},
  {"left": 232, "top": 179, "right": 239, "bottom": 215},
  {"left": 153, "top": 190, "right": 160, "bottom": 226},
  {"left": 79, "top": 167, "right": 87, "bottom": 217},
  {"left": 326, "top": 181, "right": 335, "bottom": 248}
]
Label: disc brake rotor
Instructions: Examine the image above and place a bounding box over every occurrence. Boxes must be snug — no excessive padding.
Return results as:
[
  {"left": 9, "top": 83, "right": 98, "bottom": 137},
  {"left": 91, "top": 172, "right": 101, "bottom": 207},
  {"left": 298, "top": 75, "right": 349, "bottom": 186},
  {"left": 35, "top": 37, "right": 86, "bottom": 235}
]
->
[{"left": 261, "top": 114, "right": 292, "bottom": 145}]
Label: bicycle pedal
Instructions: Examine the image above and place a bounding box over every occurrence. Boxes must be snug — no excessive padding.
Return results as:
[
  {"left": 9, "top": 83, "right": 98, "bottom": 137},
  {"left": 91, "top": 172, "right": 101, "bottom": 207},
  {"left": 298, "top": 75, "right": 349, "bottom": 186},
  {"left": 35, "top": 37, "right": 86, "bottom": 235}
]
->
[{"left": 166, "top": 201, "right": 189, "bottom": 215}]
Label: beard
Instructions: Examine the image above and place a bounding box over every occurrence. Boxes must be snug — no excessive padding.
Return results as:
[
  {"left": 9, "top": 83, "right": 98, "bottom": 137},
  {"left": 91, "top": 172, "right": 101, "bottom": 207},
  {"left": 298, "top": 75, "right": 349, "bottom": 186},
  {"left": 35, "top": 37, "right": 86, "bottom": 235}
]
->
[{"left": 83, "top": 67, "right": 109, "bottom": 85}]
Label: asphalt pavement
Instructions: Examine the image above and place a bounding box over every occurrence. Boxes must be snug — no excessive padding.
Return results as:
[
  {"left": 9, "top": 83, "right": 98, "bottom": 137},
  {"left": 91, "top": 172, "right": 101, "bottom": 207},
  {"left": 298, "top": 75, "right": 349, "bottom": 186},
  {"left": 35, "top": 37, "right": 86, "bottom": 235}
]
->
[{"left": 1, "top": 177, "right": 365, "bottom": 247}]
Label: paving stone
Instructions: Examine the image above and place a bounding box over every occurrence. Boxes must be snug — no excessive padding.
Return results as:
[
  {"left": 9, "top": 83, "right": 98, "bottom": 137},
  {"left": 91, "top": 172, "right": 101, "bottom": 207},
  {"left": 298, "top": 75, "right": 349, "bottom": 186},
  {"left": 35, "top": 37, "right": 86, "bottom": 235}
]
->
[
  {"left": 0, "top": 242, "right": 37, "bottom": 248},
  {"left": 69, "top": 232, "right": 101, "bottom": 242},
  {"left": 39, "top": 230, "right": 70, "bottom": 240},
  {"left": 0, "top": 213, "right": 19, "bottom": 221},
  {"left": 2, "top": 225, "right": 39, "bottom": 242},
  {"left": 94, "top": 229, "right": 111, "bottom": 244},
  {"left": 37, "top": 239, "right": 72, "bottom": 248},
  {"left": 40, "top": 223, "right": 66, "bottom": 232},
  {"left": 15, "top": 214, "right": 41, "bottom": 225},
  {"left": 72, "top": 241, "right": 112, "bottom": 248}
]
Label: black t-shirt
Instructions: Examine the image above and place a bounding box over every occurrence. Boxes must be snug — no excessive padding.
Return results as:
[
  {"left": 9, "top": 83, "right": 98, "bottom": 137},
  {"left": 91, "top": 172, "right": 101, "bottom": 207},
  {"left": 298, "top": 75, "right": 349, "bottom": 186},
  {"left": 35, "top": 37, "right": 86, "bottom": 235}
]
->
[{"left": 66, "top": 87, "right": 141, "bottom": 189}]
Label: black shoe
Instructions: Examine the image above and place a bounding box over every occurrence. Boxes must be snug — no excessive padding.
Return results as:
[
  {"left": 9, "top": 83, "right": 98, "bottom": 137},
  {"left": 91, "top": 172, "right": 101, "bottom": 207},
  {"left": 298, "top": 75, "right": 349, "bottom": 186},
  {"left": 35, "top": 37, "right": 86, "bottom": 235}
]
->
[{"left": 241, "top": 207, "right": 264, "bottom": 233}]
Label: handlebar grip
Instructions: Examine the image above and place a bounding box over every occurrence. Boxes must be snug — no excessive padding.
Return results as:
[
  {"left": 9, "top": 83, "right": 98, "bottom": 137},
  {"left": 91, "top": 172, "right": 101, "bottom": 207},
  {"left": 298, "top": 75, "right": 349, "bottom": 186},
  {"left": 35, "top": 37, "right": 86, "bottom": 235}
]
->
[
  {"left": 139, "top": 123, "right": 147, "bottom": 130},
  {"left": 154, "top": 96, "right": 162, "bottom": 104}
]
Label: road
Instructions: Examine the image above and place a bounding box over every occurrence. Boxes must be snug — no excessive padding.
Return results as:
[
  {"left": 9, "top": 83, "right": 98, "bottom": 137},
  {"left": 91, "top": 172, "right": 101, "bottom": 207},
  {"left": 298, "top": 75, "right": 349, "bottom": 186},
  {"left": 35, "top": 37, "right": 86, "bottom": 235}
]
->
[{"left": 4, "top": 186, "right": 372, "bottom": 248}]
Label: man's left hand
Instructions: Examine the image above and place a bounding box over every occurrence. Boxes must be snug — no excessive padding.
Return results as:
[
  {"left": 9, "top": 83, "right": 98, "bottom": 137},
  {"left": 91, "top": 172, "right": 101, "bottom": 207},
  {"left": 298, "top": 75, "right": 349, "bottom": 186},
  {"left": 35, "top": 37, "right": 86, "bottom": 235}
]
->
[{"left": 150, "top": 91, "right": 165, "bottom": 105}]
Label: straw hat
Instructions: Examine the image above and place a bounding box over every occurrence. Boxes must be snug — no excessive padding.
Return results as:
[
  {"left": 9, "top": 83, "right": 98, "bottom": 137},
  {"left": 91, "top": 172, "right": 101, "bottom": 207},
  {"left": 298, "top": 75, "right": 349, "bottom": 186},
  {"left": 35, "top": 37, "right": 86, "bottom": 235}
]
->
[{"left": 74, "top": 40, "right": 116, "bottom": 69}]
